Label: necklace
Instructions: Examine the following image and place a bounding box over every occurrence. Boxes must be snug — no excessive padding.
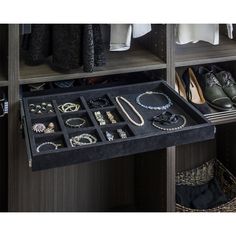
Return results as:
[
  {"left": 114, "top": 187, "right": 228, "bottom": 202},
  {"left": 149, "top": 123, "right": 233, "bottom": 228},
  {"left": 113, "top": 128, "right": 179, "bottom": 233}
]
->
[
  {"left": 115, "top": 96, "right": 144, "bottom": 127},
  {"left": 136, "top": 91, "right": 172, "bottom": 110}
]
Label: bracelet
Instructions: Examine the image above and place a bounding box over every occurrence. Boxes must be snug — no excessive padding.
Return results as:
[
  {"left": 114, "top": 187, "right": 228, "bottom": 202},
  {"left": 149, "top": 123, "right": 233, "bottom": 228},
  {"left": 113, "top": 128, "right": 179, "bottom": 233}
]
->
[
  {"left": 65, "top": 117, "right": 86, "bottom": 128},
  {"left": 115, "top": 96, "right": 144, "bottom": 127},
  {"left": 36, "top": 142, "right": 61, "bottom": 153},
  {"left": 58, "top": 103, "right": 80, "bottom": 113},
  {"left": 106, "top": 111, "right": 117, "bottom": 124},
  {"left": 54, "top": 80, "right": 75, "bottom": 88},
  {"left": 94, "top": 111, "right": 106, "bottom": 126},
  {"left": 70, "top": 133, "right": 97, "bottom": 147},
  {"left": 88, "top": 97, "right": 110, "bottom": 108},
  {"left": 28, "top": 83, "right": 45, "bottom": 91},
  {"left": 136, "top": 91, "right": 172, "bottom": 111},
  {"left": 117, "top": 129, "right": 127, "bottom": 139},
  {"left": 152, "top": 112, "right": 187, "bottom": 131}
]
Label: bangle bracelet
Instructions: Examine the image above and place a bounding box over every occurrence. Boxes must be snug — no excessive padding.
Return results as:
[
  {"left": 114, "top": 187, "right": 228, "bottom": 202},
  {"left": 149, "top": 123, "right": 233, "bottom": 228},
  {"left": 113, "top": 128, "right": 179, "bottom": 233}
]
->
[
  {"left": 115, "top": 96, "right": 144, "bottom": 127},
  {"left": 65, "top": 117, "right": 86, "bottom": 128},
  {"left": 136, "top": 91, "right": 172, "bottom": 111},
  {"left": 36, "top": 142, "right": 61, "bottom": 153},
  {"left": 70, "top": 133, "right": 97, "bottom": 147}
]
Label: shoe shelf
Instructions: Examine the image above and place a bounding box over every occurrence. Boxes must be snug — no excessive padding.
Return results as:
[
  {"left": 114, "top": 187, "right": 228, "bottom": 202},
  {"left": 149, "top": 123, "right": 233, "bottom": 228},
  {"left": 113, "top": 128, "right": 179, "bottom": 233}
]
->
[
  {"left": 175, "top": 35, "right": 236, "bottom": 67},
  {"left": 205, "top": 109, "right": 236, "bottom": 125},
  {"left": 19, "top": 48, "right": 166, "bottom": 85}
]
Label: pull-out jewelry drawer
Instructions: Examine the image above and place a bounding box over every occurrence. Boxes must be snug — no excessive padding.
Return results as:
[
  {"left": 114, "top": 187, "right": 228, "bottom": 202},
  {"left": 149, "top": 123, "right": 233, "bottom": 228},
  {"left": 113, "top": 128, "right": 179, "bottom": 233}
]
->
[{"left": 21, "top": 80, "right": 215, "bottom": 171}]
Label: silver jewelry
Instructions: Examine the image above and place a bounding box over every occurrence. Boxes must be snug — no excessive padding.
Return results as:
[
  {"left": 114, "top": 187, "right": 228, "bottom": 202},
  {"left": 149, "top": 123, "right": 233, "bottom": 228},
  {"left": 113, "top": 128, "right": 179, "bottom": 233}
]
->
[
  {"left": 65, "top": 117, "right": 86, "bottom": 128},
  {"left": 105, "top": 131, "right": 114, "bottom": 141},
  {"left": 115, "top": 96, "right": 144, "bottom": 127},
  {"left": 70, "top": 133, "right": 97, "bottom": 147},
  {"left": 94, "top": 111, "right": 106, "bottom": 126},
  {"left": 32, "top": 123, "right": 46, "bottom": 133},
  {"left": 106, "top": 111, "right": 117, "bottom": 124},
  {"left": 47, "top": 103, "right": 53, "bottom": 108},
  {"left": 152, "top": 115, "right": 187, "bottom": 131},
  {"left": 117, "top": 129, "right": 127, "bottom": 139},
  {"left": 136, "top": 91, "right": 172, "bottom": 110},
  {"left": 36, "top": 142, "right": 61, "bottom": 153},
  {"left": 29, "top": 104, "right": 35, "bottom": 108},
  {"left": 58, "top": 103, "right": 80, "bottom": 113}
]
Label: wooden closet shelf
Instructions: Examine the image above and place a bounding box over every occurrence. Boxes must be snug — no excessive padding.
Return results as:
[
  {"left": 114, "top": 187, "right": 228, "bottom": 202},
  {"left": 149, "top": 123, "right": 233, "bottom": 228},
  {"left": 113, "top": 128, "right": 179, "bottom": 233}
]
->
[
  {"left": 19, "top": 49, "right": 166, "bottom": 85},
  {"left": 175, "top": 35, "right": 236, "bottom": 67}
]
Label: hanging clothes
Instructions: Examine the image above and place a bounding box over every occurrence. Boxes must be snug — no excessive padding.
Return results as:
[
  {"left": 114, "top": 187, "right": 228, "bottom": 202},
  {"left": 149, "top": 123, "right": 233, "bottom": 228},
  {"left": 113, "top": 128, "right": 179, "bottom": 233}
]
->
[
  {"left": 110, "top": 24, "right": 152, "bottom": 51},
  {"left": 176, "top": 24, "right": 233, "bottom": 45},
  {"left": 22, "top": 24, "right": 106, "bottom": 73},
  {"left": 22, "top": 24, "right": 52, "bottom": 65}
]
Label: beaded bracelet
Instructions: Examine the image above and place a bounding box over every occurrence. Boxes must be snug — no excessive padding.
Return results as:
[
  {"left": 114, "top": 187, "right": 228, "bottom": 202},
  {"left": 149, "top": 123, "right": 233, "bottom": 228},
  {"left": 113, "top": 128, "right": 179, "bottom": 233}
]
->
[
  {"left": 88, "top": 97, "right": 110, "bottom": 108},
  {"left": 70, "top": 133, "right": 97, "bottom": 147},
  {"left": 36, "top": 142, "right": 61, "bottom": 153}
]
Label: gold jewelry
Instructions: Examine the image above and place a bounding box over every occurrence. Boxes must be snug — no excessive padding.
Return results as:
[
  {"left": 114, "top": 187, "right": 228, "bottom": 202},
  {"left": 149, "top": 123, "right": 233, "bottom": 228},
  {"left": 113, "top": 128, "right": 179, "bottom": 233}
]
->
[{"left": 106, "top": 111, "right": 117, "bottom": 124}]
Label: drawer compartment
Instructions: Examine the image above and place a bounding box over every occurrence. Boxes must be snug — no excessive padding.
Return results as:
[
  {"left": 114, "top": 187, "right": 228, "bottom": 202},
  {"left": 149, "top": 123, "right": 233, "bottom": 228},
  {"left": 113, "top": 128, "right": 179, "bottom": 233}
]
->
[{"left": 21, "top": 80, "right": 215, "bottom": 171}]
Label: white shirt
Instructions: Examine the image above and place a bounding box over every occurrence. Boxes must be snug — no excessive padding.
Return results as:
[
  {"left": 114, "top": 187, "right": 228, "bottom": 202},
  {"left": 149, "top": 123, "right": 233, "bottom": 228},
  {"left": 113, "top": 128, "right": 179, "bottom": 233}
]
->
[{"left": 176, "top": 24, "right": 233, "bottom": 45}]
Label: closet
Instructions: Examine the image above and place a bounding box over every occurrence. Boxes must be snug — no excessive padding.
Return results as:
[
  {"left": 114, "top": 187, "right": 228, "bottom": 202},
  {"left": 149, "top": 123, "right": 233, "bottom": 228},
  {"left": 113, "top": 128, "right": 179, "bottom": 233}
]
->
[{"left": 1, "top": 24, "right": 236, "bottom": 211}]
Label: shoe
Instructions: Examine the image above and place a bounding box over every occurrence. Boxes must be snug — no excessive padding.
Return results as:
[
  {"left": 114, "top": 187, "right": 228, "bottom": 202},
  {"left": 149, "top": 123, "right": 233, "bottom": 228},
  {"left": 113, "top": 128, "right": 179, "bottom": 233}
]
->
[
  {"left": 175, "top": 72, "right": 187, "bottom": 99},
  {"left": 197, "top": 66, "right": 233, "bottom": 111},
  {"left": 181, "top": 68, "right": 211, "bottom": 114},
  {"left": 211, "top": 65, "right": 236, "bottom": 106}
]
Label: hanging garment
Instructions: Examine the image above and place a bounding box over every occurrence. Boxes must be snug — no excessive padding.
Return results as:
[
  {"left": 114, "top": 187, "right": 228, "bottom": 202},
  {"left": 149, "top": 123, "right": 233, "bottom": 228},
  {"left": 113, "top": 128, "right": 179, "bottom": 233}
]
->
[
  {"left": 22, "top": 24, "right": 52, "bottom": 65},
  {"left": 83, "top": 24, "right": 106, "bottom": 72},
  {"left": 83, "top": 24, "right": 95, "bottom": 72},
  {"left": 110, "top": 24, "right": 151, "bottom": 51},
  {"left": 51, "top": 24, "right": 83, "bottom": 72},
  {"left": 176, "top": 24, "right": 233, "bottom": 45}
]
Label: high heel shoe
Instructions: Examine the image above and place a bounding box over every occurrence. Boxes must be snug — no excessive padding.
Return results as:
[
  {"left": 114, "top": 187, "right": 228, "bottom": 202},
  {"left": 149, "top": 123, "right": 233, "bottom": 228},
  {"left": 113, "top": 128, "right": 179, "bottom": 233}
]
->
[
  {"left": 182, "top": 68, "right": 211, "bottom": 114},
  {"left": 175, "top": 72, "right": 187, "bottom": 99}
]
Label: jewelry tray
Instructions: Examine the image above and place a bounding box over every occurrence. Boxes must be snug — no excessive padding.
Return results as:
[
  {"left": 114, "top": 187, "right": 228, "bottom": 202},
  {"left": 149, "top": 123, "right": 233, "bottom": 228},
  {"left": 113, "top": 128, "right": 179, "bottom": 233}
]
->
[{"left": 21, "top": 80, "right": 215, "bottom": 171}]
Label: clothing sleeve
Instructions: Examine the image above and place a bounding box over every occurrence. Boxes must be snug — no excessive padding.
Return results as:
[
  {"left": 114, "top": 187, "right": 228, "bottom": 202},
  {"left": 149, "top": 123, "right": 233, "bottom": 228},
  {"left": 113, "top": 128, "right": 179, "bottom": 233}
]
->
[
  {"left": 132, "top": 24, "right": 151, "bottom": 38},
  {"left": 110, "top": 24, "right": 132, "bottom": 51},
  {"left": 227, "top": 24, "right": 233, "bottom": 39}
]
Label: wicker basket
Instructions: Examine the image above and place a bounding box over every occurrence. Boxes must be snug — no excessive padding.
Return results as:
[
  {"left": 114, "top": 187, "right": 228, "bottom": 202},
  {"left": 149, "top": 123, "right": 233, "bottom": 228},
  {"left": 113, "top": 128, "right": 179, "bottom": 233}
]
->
[{"left": 176, "top": 159, "right": 236, "bottom": 212}]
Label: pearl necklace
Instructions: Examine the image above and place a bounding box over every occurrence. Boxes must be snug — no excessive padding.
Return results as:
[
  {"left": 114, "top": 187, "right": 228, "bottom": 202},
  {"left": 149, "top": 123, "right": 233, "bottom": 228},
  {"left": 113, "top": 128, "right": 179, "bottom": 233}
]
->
[{"left": 115, "top": 96, "right": 144, "bottom": 127}]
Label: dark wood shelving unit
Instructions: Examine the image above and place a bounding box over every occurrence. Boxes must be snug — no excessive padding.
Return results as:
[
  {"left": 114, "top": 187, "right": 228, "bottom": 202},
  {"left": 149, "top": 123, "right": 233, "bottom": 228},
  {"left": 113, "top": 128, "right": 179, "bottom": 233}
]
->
[
  {"left": 2, "top": 24, "right": 236, "bottom": 212},
  {"left": 20, "top": 48, "right": 166, "bottom": 85},
  {"left": 175, "top": 35, "right": 236, "bottom": 67}
]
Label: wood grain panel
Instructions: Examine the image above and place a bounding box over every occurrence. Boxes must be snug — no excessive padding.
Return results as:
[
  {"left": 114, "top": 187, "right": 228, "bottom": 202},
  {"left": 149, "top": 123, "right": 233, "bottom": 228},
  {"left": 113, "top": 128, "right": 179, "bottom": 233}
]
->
[
  {"left": 20, "top": 48, "right": 166, "bottom": 84},
  {"left": 176, "top": 35, "right": 236, "bottom": 67},
  {"left": 12, "top": 135, "right": 135, "bottom": 212}
]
